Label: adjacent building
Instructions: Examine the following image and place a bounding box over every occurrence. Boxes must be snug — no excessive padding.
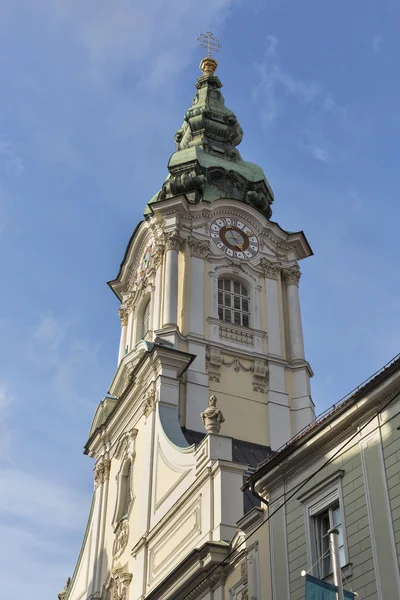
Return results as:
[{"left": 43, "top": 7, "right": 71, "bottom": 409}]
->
[
  {"left": 59, "top": 53, "right": 317, "bottom": 600},
  {"left": 246, "top": 354, "right": 400, "bottom": 600}
]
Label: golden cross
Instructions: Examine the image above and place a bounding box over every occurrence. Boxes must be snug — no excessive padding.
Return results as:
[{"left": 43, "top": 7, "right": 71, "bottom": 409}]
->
[{"left": 197, "top": 31, "right": 222, "bottom": 58}]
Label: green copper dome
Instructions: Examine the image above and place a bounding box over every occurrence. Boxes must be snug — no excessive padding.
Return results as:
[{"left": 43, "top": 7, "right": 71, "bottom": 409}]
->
[{"left": 145, "top": 63, "right": 274, "bottom": 218}]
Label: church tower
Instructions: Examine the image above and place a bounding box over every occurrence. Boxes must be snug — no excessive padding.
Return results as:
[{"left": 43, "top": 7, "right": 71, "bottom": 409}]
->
[{"left": 60, "top": 49, "right": 315, "bottom": 600}]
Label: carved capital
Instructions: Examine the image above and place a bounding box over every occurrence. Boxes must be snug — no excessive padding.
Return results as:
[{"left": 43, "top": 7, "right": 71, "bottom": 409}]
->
[
  {"left": 282, "top": 265, "right": 301, "bottom": 287},
  {"left": 118, "top": 308, "right": 128, "bottom": 327},
  {"left": 187, "top": 237, "right": 209, "bottom": 259},
  {"left": 94, "top": 462, "right": 103, "bottom": 488},
  {"left": 102, "top": 458, "right": 111, "bottom": 482},
  {"left": 94, "top": 458, "right": 112, "bottom": 488},
  {"left": 165, "top": 231, "right": 184, "bottom": 252},
  {"left": 260, "top": 258, "right": 280, "bottom": 280},
  {"left": 143, "top": 389, "right": 156, "bottom": 418},
  {"left": 125, "top": 294, "right": 136, "bottom": 312},
  {"left": 152, "top": 244, "right": 165, "bottom": 269}
]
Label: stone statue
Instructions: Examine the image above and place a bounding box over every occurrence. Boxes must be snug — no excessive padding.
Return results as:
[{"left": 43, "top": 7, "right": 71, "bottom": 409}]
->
[
  {"left": 58, "top": 577, "right": 71, "bottom": 600},
  {"left": 201, "top": 395, "right": 225, "bottom": 434}
]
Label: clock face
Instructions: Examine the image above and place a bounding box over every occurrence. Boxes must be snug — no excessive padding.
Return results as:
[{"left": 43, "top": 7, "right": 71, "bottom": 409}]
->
[{"left": 210, "top": 217, "right": 259, "bottom": 259}]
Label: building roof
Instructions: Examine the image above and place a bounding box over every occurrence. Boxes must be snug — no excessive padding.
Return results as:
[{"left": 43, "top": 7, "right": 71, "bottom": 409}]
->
[
  {"left": 144, "top": 61, "right": 274, "bottom": 218},
  {"left": 182, "top": 428, "right": 273, "bottom": 514},
  {"left": 246, "top": 353, "right": 400, "bottom": 489}
]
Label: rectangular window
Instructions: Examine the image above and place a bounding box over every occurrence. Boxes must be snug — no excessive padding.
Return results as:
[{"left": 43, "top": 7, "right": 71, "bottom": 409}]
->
[
  {"left": 299, "top": 472, "right": 348, "bottom": 580},
  {"left": 312, "top": 503, "right": 345, "bottom": 578}
]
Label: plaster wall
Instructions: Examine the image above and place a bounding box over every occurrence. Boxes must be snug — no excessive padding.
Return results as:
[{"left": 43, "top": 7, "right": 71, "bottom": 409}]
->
[{"left": 265, "top": 404, "right": 400, "bottom": 600}]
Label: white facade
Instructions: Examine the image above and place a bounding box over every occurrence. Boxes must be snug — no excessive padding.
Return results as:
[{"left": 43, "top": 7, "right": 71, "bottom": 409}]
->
[{"left": 59, "top": 61, "right": 316, "bottom": 600}]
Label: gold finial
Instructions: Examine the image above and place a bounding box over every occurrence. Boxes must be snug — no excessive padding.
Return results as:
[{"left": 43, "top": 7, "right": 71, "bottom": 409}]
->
[{"left": 197, "top": 30, "right": 221, "bottom": 75}]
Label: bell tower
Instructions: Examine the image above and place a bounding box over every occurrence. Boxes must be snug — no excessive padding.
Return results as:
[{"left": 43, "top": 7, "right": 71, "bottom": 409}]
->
[
  {"left": 61, "top": 43, "right": 317, "bottom": 600},
  {"left": 108, "top": 55, "right": 314, "bottom": 450}
]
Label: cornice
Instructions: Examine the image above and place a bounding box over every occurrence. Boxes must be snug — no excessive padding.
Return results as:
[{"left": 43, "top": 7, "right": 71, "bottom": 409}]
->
[{"left": 254, "top": 383, "right": 400, "bottom": 495}]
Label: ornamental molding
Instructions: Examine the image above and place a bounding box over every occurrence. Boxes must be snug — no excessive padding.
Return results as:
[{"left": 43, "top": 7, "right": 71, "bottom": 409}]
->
[
  {"left": 209, "top": 261, "right": 259, "bottom": 284},
  {"left": 187, "top": 237, "right": 210, "bottom": 259},
  {"left": 206, "top": 346, "right": 222, "bottom": 382},
  {"left": 94, "top": 458, "right": 111, "bottom": 489},
  {"left": 223, "top": 355, "right": 253, "bottom": 373},
  {"left": 118, "top": 308, "right": 129, "bottom": 326},
  {"left": 152, "top": 244, "right": 165, "bottom": 269},
  {"left": 192, "top": 220, "right": 210, "bottom": 230},
  {"left": 252, "top": 359, "right": 269, "bottom": 393},
  {"left": 143, "top": 389, "right": 156, "bottom": 418},
  {"left": 113, "top": 520, "right": 129, "bottom": 559},
  {"left": 259, "top": 258, "right": 281, "bottom": 280},
  {"left": 264, "top": 231, "right": 292, "bottom": 252},
  {"left": 219, "top": 324, "right": 254, "bottom": 348},
  {"left": 113, "top": 428, "right": 138, "bottom": 460},
  {"left": 165, "top": 231, "right": 185, "bottom": 252},
  {"left": 282, "top": 265, "right": 301, "bottom": 286},
  {"left": 107, "top": 571, "right": 132, "bottom": 600},
  {"left": 264, "top": 386, "right": 400, "bottom": 488},
  {"left": 206, "top": 346, "right": 268, "bottom": 392},
  {"left": 185, "top": 568, "right": 225, "bottom": 600},
  {"left": 210, "top": 207, "right": 262, "bottom": 235}
]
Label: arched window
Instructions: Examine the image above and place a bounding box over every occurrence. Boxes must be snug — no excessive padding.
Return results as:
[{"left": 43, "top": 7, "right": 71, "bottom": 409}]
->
[
  {"left": 218, "top": 279, "right": 250, "bottom": 327},
  {"left": 141, "top": 300, "right": 151, "bottom": 340}
]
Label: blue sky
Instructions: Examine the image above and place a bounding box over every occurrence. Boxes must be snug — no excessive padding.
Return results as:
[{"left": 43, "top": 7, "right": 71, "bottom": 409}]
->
[{"left": 0, "top": 0, "right": 399, "bottom": 597}]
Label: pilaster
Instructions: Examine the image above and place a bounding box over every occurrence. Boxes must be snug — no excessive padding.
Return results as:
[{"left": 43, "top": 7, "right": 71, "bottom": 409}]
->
[{"left": 162, "top": 232, "right": 184, "bottom": 329}]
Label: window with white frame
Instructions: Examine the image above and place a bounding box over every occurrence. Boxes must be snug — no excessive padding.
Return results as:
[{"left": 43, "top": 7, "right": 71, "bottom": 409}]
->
[
  {"left": 141, "top": 300, "right": 151, "bottom": 340},
  {"left": 300, "top": 473, "right": 348, "bottom": 579},
  {"left": 218, "top": 279, "right": 250, "bottom": 327},
  {"left": 312, "top": 502, "right": 345, "bottom": 578}
]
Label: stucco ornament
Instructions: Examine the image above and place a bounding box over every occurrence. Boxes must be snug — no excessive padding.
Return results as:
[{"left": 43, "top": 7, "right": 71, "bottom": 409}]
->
[
  {"left": 94, "top": 458, "right": 111, "bottom": 489},
  {"left": 260, "top": 258, "right": 280, "bottom": 280},
  {"left": 201, "top": 395, "right": 225, "bottom": 434},
  {"left": 109, "top": 571, "right": 132, "bottom": 600},
  {"left": 143, "top": 389, "right": 156, "bottom": 418},
  {"left": 282, "top": 265, "right": 301, "bottom": 287},
  {"left": 57, "top": 577, "right": 70, "bottom": 600},
  {"left": 113, "top": 520, "right": 129, "bottom": 559}
]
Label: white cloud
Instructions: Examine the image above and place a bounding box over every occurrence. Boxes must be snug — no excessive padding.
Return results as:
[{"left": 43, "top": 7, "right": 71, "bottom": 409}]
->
[
  {"left": 33, "top": 313, "right": 66, "bottom": 349},
  {"left": 254, "top": 36, "right": 323, "bottom": 125},
  {"left": 0, "top": 467, "right": 89, "bottom": 527},
  {"left": 0, "top": 137, "right": 24, "bottom": 176},
  {"left": 300, "top": 129, "right": 331, "bottom": 163},
  {"left": 3, "top": 0, "right": 237, "bottom": 88},
  {"left": 0, "top": 381, "right": 12, "bottom": 455},
  {"left": 372, "top": 34, "right": 382, "bottom": 55},
  {"left": 28, "top": 313, "right": 101, "bottom": 411},
  {"left": 0, "top": 381, "right": 11, "bottom": 415}
]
